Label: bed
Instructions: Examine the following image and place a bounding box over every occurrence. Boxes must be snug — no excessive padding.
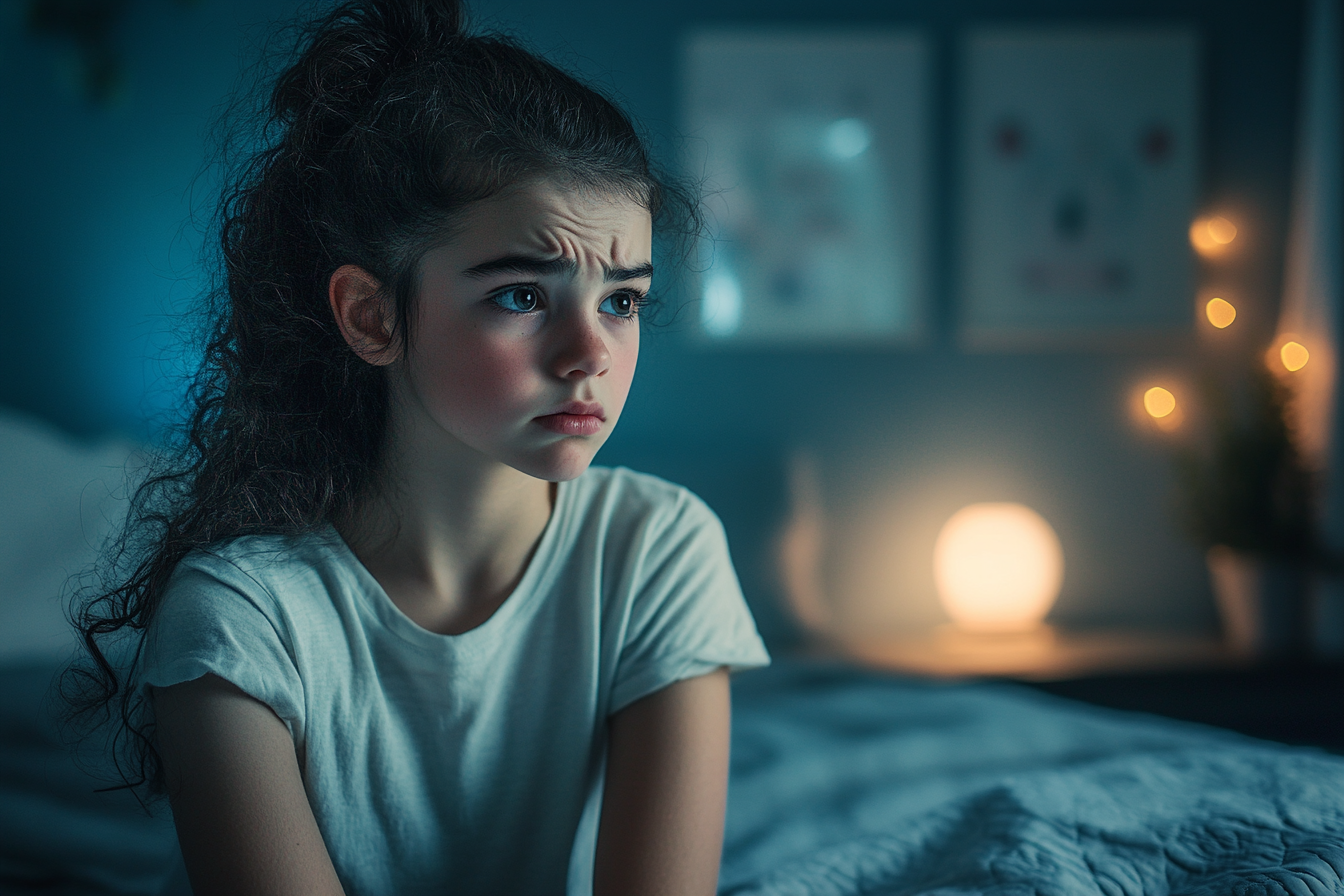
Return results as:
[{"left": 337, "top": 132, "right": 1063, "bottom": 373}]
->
[
  {"left": 3, "top": 410, "right": 1343, "bottom": 895},
  {"left": 5, "top": 655, "right": 1343, "bottom": 895},
  {"left": 722, "top": 661, "right": 1344, "bottom": 895}
]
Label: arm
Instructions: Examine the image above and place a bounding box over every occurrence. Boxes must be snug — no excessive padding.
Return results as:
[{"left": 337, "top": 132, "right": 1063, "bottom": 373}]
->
[
  {"left": 593, "top": 668, "right": 732, "bottom": 896},
  {"left": 153, "top": 674, "right": 347, "bottom": 896}
]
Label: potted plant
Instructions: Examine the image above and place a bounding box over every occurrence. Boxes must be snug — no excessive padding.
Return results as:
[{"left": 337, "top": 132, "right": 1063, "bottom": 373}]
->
[{"left": 1173, "top": 365, "right": 1323, "bottom": 657}]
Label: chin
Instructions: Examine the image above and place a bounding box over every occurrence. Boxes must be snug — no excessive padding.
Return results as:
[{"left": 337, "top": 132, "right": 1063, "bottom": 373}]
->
[{"left": 510, "top": 441, "right": 602, "bottom": 483}]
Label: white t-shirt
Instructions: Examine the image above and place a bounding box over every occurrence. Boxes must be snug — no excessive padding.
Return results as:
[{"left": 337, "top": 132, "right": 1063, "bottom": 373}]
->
[{"left": 140, "top": 466, "right": 769, "bottom": 896}]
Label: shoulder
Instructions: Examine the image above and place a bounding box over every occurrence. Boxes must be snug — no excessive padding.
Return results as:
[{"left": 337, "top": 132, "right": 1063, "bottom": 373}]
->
[
  {"left": 144, "top": 532, "right": 334, "bottom": 743},
  {"left": 166, "top": 528, "right": 349, "bottom": 617},
  {"left": 582, "top": 469, "right": 770, "bottom": 710},
  {"left": 179, "top": 528, "right": 344, "bottom": 580},
  {"left": 571, "top": 466, "right": 721, "bottom": 539},
  {"left": 564, "top": 467, "right": 737, "bottom": 595}
]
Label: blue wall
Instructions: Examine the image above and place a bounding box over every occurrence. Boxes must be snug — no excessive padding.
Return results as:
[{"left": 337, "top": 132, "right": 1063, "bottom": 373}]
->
[{"left": 0, "top": 0, "right": 1307, "bottom": 646}]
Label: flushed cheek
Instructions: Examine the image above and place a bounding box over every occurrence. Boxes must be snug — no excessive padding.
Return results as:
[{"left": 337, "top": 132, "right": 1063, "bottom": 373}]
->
[
  {"left": 605, "top": 338, "right": 639, "bottom": 420},
  {"left": 413, "top": 330, "right": 541, "bottom": 438}
]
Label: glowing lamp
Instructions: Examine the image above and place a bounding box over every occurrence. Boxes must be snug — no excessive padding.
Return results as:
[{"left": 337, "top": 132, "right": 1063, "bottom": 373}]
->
[
  {"left": 1143, "top": 386, "right": 1177, "bottom": 419},
  {"left": 1205, "top": 297, "right": 1236, "bottom": 329},
  {"left": 933, "top": 503, "right": 1064, "bottom": 634},
  {"left": 1189, "top": 216, "right": 1238, "bottom": 257},
  {"left": 1280, "top": 341, "right": 1310, "bottom": 372}
]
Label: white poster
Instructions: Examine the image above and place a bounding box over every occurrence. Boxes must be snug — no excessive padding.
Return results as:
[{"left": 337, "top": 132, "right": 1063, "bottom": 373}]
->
[
  {"left": 683, "top": 32, "right": 930, "bottom": 344},
  {"left": 959, "top": 29, "right": 1200, "bottom": 347}
]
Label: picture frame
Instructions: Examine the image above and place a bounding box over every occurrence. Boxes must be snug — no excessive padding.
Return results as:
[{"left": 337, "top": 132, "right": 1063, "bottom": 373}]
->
[
  {"left": 958, "top": 28, "right": 1201, "bottom": 348},
  {"left": 682, "top": 31, "right": 932, "bottom": 345}
]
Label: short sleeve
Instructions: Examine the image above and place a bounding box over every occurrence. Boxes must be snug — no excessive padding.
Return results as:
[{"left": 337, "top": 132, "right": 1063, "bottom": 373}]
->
[
  {"left": 610, "top": 491, "right": 770, "bottom": 713},
  {"left": 140, "top": 553, "right": 306, "bottom": 742}
]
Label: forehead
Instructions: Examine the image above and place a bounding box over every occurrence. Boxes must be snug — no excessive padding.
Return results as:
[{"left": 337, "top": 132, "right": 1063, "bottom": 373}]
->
[{"left": 445, "top": 181, "right": 652, "bottom": 268}]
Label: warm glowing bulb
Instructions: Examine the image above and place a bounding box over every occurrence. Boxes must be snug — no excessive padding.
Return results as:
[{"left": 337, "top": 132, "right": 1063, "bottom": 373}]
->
[
  {"left": 1205, "top": 297, "right": 1236, "bottom": 328},
  {"left": 1206, "top": 217, "right": 1237, "bottom": 244},
  {"left": 933, "top": 503, "right": 1063, "bottom": 634},
  {"left": 1190, "top": 216, "right": 1238, "bottom": 257},
  {"left": 1281, "top": 341, "right": 1310, "bottom": 371},
  {"left": 1143, "top": 386, "right": 1177, "bottom": 418}
]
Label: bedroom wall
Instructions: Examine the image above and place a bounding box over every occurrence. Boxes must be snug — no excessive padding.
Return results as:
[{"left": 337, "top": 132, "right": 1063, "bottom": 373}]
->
[{"left": 0, "top": 0, "right": 1308, "bottom": 647}]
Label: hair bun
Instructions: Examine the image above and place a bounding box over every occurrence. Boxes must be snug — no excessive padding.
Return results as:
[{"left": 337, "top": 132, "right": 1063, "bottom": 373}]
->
[
  {"left": 272, "top": 0, "right": 467, "bottom": 123},
  {"left": 377, "top": 0, "right": 466, "bottom": 51}
]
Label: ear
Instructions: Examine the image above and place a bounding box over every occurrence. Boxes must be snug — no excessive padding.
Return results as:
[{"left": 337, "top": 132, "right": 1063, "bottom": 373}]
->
[{"left": 328, "top": 264, "right": 401, "bottom": 366}]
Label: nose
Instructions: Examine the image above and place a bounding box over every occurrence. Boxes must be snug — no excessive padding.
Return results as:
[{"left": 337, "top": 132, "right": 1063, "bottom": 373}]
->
[{"left": 549, "top": 311, "right": 611, "bottom": 380}]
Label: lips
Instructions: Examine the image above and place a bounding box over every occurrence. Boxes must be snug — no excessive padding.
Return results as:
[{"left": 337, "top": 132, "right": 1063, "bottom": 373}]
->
[
  {"left": 534, "top": 400, "right": 606, "bottom": 436},
  {"left": 551, "top": 401, "right": 605, "bottom": 420}
]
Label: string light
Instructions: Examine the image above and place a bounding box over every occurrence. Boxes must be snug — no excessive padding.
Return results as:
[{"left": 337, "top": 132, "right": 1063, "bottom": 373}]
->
[
  {"left": 1143, "top": 387, "right": 1177, "bottom": 418},
  {"left": 1280, "top": 341, "right": 1310, "bottom": 372},
  {"left": 1190, "top": 216, "right": 1238, "bottom": 257},
  {"left": 1205, "top": 297, "right": 1236, "bottom": 328}
]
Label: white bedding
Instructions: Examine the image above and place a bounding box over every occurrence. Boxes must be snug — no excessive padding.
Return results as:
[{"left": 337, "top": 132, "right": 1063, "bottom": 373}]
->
[{"left": 723, "top": 661, "right": 1344, "bottom": 895}]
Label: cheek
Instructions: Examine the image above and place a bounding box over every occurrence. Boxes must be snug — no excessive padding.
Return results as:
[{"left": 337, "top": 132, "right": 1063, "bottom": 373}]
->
[
  {"left": 415, "top": 323, "right": 539, "bottom": 424},
  {"left": 607, "top": 330, "right": 640, "bottom": 409}
]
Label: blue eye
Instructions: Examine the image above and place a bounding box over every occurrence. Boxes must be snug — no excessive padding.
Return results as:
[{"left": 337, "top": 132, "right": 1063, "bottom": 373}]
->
[
  {"left": 600, "top": 291, "right": 642, "bottom": 318},
  {"left": 492, "top": 286, "right": 542, "bottom": 314}
]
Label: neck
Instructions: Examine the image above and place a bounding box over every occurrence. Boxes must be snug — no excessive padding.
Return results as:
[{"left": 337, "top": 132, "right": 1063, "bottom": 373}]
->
[{"left": 337, "top": 410, "right": 555, "bottom": 635}]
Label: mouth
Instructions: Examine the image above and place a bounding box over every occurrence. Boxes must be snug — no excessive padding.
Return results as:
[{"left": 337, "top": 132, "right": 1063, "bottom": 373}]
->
[{"left": 534, "top": 400, "right": 606, "bottom": 436}]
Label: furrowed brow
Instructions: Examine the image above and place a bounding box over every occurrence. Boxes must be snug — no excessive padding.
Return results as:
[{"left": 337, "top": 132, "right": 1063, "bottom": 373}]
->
[
  {"left": 462, "top": 255, "right": 578, "bottom": 279},
  {"left": 605, "top": 263, "right": 653, "bottom": 283},
  {"left": 461, "top": 254, "right": 652, "bottom": 283}
]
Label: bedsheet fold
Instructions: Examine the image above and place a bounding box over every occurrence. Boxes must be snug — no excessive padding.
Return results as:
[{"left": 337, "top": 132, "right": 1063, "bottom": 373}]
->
[{"left": 722, "top": 661, "right": 1344, "bottom": 896}]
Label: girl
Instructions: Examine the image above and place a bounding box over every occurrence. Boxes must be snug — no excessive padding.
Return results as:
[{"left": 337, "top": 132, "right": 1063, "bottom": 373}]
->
[{"left": 67, "top": 1, "right": 769, "bottom": 893}]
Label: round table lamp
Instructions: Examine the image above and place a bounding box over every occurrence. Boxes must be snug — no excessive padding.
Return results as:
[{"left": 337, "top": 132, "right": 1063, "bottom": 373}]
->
[{"left": 933, "top": 503, "right": 1064, "bottom": 634}]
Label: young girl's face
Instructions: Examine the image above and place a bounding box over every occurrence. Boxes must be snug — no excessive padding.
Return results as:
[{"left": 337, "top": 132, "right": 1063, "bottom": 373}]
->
[{"left": 392, "top": 180, "right": 651, "bottom": 482}]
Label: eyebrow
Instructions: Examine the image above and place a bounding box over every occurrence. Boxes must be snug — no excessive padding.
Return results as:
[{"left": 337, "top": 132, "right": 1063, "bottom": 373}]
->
[{"left": 462, "top": 254, "right": 653, "bottom": 283}]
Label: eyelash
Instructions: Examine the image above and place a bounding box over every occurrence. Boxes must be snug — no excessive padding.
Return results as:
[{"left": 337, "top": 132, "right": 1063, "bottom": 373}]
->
[{"left": 488, "top": 284, "right": 649, "bottom": 322}]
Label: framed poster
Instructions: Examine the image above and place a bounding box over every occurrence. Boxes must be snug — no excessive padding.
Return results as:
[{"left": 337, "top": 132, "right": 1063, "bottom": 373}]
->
[
  {"left": 682, "top": 31, "right": 931, "bottom": 344},
  {"left": 958, "top": 29, "right": 1200, "bottom": 348}
]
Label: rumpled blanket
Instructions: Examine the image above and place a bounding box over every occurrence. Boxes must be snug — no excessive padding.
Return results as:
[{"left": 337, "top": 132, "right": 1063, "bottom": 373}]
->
[{"left": 722, "top": 661, "right": 1344, "bottom": 896}]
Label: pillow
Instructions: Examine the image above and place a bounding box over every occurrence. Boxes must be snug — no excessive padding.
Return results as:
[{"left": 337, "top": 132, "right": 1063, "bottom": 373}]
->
[{"left": 0, "top": 409, "right": 140, "bottom": 664}]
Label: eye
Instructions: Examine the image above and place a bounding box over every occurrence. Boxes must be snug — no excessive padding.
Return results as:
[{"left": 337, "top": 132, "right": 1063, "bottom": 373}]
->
[
  {"left": 491, "top": 285, "right": 542, "bottom": 314},
  {"left": 600, "top": 290, "right": 643, "bottom": 319}
]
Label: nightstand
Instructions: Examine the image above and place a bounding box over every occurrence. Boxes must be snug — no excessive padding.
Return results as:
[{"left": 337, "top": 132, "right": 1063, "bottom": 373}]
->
[
  {"left": 825, "top": 628, "right": 1344, "bottom": 753},
  {"left": 1024, "top": 661, "right": 1344, "bottom": 753}
]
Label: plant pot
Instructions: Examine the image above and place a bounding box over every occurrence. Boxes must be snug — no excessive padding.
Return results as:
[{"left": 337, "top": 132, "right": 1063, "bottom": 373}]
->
[{"left": 1205, "top": 546, "right": 1310, "bottom": 658}]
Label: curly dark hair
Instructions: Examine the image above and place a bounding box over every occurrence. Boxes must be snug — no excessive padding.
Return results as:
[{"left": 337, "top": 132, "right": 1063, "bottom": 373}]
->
[{"left": 64, "top": 0, "right": 698, "bottom": 794}]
